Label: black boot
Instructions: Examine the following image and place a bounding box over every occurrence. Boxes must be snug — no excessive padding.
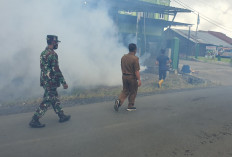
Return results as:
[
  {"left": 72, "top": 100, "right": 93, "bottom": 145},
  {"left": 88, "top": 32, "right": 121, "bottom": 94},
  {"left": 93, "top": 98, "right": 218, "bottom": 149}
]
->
[
  {"left": 29, "top": 116, "right": 45, "bottom": 128},
  {"left": 58, "top": 112, "right": 71, "bottom": 123}
]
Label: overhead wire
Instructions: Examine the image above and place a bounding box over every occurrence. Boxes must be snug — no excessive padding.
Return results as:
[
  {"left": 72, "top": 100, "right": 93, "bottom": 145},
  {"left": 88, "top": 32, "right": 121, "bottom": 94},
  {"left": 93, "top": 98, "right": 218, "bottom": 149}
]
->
[
  {"left": 173, "top": 0, "right": 226, "bottom": 26},
  {"left": 193, "top": 0, "right": 232, "bottom": 16},
  {"left": 172, "top": 0, "right": 232, "bottom": 32},
  {"left": 172, "top": 0, "right": 232, "bottom": 31}
]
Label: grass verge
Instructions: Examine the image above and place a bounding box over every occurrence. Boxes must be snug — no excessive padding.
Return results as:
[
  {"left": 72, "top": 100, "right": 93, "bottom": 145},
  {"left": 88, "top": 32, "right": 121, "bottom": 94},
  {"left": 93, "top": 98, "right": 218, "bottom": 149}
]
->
[{"left": 0, "top": 73, "right": 215, "bottom": 111}]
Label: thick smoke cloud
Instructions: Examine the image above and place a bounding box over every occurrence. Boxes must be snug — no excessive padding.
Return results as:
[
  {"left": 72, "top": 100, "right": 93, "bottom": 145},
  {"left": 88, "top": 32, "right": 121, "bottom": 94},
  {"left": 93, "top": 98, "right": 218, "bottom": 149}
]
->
[{"left": 0, "top": 0, "right": 127, "bottom": 102}]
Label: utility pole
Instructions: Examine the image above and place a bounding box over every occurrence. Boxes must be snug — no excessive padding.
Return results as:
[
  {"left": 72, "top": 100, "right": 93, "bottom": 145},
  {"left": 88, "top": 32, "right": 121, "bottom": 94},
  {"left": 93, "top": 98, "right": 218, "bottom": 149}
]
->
[
  {"left": 187, "top": 26, "right": 191, "bottom": 59},
  {"left": 144, "top": 12, "right": 147, "bottom": 55},
  {"left": 136, "top": 12, "right": 141, "bottom": 56},
  {"left": 195, "top": 13, "right": 200, "bottom": 59},
  {"left": 195, "top": 13, "right": 200, "bottom": 37}
]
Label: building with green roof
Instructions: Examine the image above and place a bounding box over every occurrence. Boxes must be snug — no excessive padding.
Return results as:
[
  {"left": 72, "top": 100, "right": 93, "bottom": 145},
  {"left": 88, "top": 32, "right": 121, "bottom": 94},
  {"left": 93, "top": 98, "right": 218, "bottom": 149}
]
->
[{"left": 109, "top": 0, "right": 191, "bottom": 57}]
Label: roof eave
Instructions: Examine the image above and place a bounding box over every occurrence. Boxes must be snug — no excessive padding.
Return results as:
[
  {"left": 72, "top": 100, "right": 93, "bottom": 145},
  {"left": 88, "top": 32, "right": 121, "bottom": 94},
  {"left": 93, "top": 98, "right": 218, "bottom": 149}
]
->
[{"left": 109, "top": 1, "right": 192, "bottom": 15}]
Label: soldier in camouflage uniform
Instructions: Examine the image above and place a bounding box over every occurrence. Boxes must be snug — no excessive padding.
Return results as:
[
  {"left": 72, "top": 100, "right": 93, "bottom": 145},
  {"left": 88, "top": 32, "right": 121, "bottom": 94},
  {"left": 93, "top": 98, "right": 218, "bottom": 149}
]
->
[{"left": 29, "top": 35, "right": 71, "bottom": 128}]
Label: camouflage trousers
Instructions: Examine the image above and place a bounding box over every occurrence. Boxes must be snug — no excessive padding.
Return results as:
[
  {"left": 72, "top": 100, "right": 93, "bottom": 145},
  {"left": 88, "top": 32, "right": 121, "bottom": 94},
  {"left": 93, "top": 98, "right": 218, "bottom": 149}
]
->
[{"left": 34, "top": 87, "right": 63, "bottom": 118}]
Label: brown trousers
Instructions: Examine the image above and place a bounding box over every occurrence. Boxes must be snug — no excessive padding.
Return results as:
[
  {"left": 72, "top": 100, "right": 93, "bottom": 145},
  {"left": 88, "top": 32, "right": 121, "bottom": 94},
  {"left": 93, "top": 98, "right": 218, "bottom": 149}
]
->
[{"left": 119, "top": 75, "right": 138, "bottom": 107}]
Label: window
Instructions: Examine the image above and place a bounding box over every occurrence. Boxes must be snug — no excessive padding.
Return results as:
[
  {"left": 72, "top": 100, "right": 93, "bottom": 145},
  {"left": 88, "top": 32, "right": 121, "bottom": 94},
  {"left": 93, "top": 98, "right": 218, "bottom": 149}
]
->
[{"left": 159, "top": 14, "right": 164, "bottom": 19}]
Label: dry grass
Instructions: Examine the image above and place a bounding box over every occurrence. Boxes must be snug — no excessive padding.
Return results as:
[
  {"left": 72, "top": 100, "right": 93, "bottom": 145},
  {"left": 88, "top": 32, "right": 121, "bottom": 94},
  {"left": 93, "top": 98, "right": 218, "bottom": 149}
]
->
[{"left": 1, "top": 73, "right": 214, "bottom": 107}]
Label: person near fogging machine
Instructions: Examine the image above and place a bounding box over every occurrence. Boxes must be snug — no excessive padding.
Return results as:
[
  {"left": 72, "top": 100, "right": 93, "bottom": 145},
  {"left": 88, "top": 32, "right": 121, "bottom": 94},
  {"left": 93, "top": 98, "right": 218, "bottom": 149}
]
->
[
  {"left": 29, "top": 35, "right": 71, "bottom": 128},
  {"left": 114, "top": 43, "right": 141, "bottom": 112},
  {"left": 156, "top": 49, "right": 172, "bottom": 88}
]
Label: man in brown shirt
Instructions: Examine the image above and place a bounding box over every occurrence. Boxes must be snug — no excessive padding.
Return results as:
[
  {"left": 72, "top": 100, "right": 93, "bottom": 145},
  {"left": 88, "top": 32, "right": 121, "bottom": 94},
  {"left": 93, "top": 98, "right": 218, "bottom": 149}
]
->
[{"left": 114, "top": 43, "right": 141, "bottom": 112}]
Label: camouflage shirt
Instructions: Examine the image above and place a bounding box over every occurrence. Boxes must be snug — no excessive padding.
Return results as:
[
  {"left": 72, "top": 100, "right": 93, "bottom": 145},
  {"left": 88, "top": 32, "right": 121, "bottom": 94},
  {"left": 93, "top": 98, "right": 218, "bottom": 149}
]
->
[{"left": 40, "top": 47, "right": 66, "bottom": 88}]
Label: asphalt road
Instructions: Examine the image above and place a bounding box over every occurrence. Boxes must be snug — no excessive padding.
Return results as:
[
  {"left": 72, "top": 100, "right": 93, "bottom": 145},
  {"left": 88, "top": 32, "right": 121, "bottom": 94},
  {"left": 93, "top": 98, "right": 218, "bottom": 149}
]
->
[{"left": 1, "top": 86, "right": 232, "bottom": 157}]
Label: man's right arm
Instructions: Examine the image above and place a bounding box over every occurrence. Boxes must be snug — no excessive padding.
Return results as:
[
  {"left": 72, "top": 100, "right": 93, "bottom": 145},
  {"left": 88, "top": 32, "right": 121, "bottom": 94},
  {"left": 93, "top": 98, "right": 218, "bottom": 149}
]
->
[
  {"left": 135, "top": 57, "right": 141, "bottom": 87},
  {"left": 135, "top": 70, "right": 141, "bottom": 87},
  {"left": 167, "top": 57, "right": 172, "bottom": 63},
  {"left": 166, "top": 57, "right": 172, "bottom": 65}
]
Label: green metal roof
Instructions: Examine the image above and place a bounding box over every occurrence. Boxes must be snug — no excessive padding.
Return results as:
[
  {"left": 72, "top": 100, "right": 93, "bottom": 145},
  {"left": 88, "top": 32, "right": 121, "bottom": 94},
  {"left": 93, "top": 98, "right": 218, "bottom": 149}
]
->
[
  {"left": 108, "top": 0, "right": 191, "bottom": 15},
  {"left": 117, "top": 14, "right": 192, "bottom": 27}
]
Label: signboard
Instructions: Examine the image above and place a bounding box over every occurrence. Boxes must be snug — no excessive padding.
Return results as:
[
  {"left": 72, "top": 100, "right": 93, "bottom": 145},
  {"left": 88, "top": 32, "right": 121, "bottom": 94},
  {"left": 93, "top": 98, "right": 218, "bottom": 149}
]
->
[
  {"left": 206, "top": 46, "right": 232, "bottom": 58},
  {"left": 206, "top": 46, "right": 217, "bottom": 57},
  {"left": 217, "top": 47, "right": 232, "bottom": 58}
]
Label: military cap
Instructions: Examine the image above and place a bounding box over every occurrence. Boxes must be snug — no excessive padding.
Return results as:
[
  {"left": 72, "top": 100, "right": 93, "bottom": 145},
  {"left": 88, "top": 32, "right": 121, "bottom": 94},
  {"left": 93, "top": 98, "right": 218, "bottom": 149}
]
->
[{"left": 46, "top": 35, "right": 61, "bottom": 42}]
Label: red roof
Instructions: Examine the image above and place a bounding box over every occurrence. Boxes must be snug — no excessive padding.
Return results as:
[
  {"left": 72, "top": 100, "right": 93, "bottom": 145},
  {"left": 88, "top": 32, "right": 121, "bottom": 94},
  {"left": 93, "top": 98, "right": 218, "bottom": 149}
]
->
[{"left": 208, "top": 31, "right": 232, "bottom": 45}]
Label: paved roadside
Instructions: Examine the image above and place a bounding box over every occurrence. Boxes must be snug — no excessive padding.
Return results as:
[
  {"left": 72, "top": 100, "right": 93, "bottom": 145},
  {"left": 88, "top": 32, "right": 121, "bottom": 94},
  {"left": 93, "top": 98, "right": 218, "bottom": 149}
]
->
[{"left": 180, "top": 60, "right": 232, "bottom": 86}]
